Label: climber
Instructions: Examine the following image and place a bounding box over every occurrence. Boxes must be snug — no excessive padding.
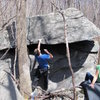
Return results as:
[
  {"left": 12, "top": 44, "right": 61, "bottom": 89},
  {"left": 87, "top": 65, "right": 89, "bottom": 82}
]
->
[{"left": 33, "top": 39, "right": 53, "bottom": 90}]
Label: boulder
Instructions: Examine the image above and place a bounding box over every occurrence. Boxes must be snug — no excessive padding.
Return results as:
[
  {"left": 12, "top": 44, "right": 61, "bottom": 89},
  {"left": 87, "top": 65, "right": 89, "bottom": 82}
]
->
[
  {"left": 0, "top": 59, "right": 24, "bottom": 100},
  {"left": 27, "top": 8, "right": 100, "bottom": 44},
  {"left": 0, "top": 8, "right": 100, "bottom": 50},
  {"left": 49, "top": 41, "right": 99, "bottom": 89}
]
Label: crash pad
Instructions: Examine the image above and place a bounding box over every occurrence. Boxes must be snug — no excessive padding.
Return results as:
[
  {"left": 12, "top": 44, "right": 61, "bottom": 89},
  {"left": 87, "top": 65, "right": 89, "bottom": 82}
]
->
[{"left": 80, "top": 81, "right": 100, "bottom": 100}]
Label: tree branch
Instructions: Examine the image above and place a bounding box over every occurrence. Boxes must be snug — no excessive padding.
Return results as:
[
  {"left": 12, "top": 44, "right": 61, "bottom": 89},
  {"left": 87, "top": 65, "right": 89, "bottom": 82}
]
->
[{"left": 51, "top": 2, "right": 76, "bottom": 100}]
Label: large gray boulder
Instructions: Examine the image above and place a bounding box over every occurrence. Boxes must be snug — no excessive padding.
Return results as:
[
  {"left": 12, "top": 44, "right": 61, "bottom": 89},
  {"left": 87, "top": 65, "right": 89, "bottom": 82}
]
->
[
  {"left": 47, "top": 41, "right": 99, "bottom": 90},
  {"left": 0, "top": 8, "right": 100, "bottom": 50},
  {"left": 0, "top": 60, "right": 24, "bottom": 100},
  {"left": 27, "top": 8, "right": 100, "bottom": 44}
]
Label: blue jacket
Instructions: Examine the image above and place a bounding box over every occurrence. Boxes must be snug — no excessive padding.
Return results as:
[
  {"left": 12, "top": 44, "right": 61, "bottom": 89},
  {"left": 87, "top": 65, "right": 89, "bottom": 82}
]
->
[{"left": 35, "top": 54, "right": 50, "bottom": 69}]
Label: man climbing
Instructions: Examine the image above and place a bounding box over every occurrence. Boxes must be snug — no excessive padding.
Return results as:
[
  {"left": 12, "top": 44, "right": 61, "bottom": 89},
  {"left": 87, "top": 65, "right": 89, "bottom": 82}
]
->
[{"left": 34, "top": 39, "right": 53, "bottom": 90}]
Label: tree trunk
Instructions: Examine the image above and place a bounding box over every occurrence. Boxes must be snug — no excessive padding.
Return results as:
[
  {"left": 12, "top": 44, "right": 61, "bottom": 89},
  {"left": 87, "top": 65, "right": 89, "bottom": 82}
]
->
[
  {"left": 16, "top": 0, "right": 32, "bottom": 98},
  {"left": 97, "top": 39, "right": 100, "bottom": 64}
]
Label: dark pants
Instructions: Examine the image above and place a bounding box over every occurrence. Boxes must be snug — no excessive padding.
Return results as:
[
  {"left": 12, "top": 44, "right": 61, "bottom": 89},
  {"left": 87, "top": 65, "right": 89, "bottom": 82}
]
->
[
  {"left": 85, "top": 72, "right": 94, "bottom": 83},
  {"left": 35, "top": 66, "right": 48, "bottom": 90}
]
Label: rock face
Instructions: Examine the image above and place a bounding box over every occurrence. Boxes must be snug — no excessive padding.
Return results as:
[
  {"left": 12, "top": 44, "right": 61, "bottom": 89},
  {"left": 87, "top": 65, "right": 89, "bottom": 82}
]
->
[
  {"left": 55, "top": 41, "right": 98, "bottom": 88},
  {"left": 0, "top": 60, "right": 24, "bottom": 100},
  {"left": 29, "top": 40, "right": 99, "bottom": 91},
  {"left": 0, "top": 8, "right": 100, "bottom": 50},
  {"left": 27, "top": 8, "right": 100, "bottom": 44}
]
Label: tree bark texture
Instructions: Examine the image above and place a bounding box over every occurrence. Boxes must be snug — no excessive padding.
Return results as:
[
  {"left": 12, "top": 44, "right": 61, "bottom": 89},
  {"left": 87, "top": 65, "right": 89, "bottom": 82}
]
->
[{"left": 16, "top": 0, "right": 32, "bottom": 98}]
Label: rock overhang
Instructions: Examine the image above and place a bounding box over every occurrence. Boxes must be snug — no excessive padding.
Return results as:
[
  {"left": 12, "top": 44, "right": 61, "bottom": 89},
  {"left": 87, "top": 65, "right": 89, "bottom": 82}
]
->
[
  {"left": 27, "top": 8, "right": 100, "bottom": 45},
  {"left": 0, "top": 8, "right": 100, "bottom": 50}
]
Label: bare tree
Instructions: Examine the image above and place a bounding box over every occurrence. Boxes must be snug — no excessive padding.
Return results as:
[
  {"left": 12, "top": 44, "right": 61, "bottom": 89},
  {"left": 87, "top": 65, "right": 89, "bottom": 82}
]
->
[
  {"left": 16, "top": 0, "right": 32, "bottom": 98},
  {"left": 51, "top": 2, "right": 76, "bottom": 100},
  {"left": 94, "top": 37, "right": 100, "bottom": 64}
]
